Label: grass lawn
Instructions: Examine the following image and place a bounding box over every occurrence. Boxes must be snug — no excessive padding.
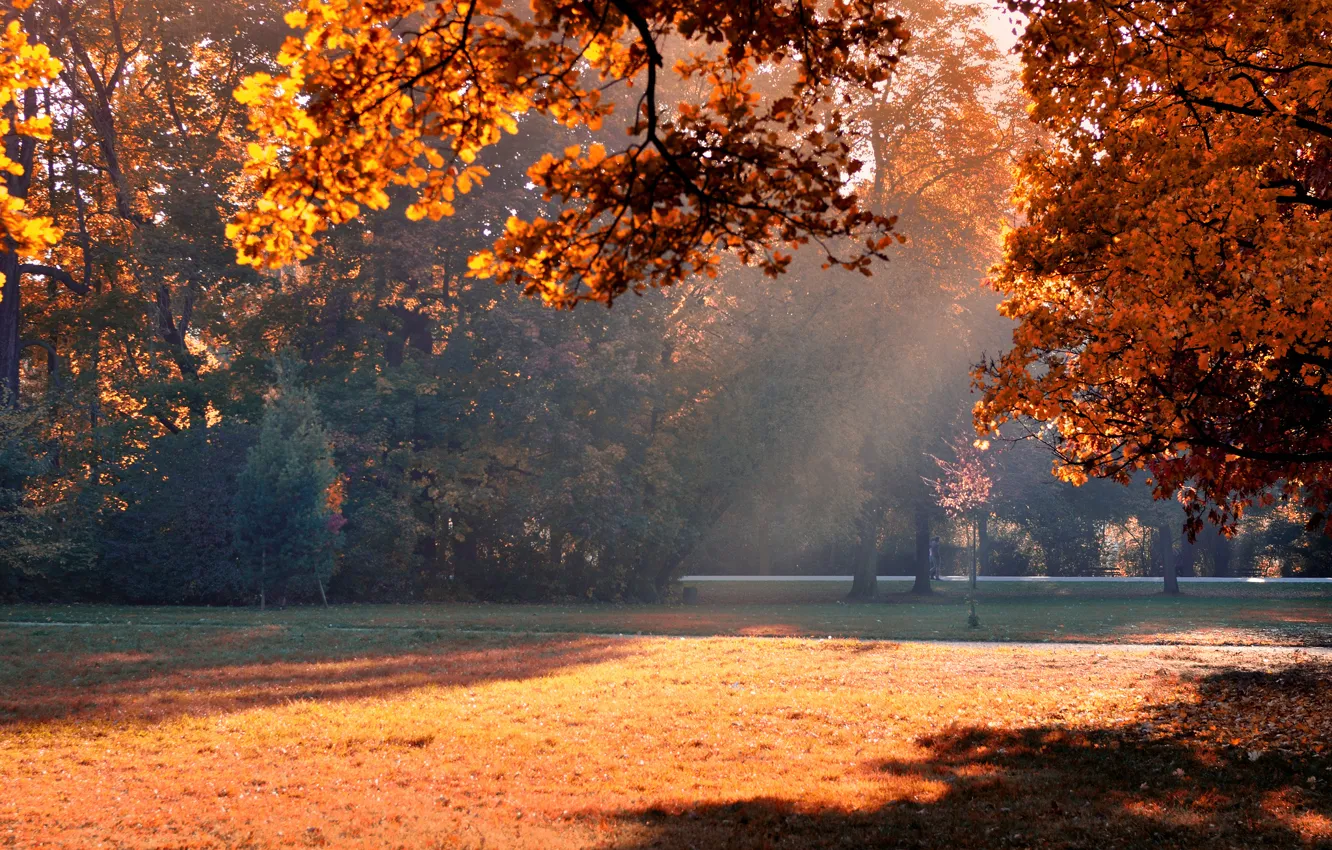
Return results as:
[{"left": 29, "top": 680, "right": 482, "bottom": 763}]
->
[
  {"left": 3, "top": 579, "right": 1329, "bottom": 646},
  {"left": 1, "top": 615, "right": 1331, "bottom": 849}
]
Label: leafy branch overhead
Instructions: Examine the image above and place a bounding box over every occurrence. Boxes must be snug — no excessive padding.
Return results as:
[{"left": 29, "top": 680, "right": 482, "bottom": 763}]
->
[{"left": 228, "top": 0, "right": 908, "bottom": 306}]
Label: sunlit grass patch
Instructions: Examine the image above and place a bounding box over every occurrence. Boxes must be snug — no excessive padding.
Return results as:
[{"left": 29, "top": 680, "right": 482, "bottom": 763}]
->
[{"left": 2, "top": 623, "right": 1330, "bottom": 849}]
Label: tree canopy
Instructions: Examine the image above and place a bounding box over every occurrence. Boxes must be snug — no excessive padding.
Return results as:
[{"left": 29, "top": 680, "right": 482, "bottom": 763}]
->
[
  {"left": 228, "top": 0, "right": 908, "bottom": 304},
  {"left": 7, "top": 0, "right": 1330, "bottom": 607},
  {"left": 976, "top": 0, "right": 1332, "bottom": 534}
]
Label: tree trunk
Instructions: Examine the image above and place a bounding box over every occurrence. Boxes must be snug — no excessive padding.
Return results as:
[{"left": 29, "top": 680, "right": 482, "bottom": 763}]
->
[
  {"left": 912, "top": 501, "right": 932, "bottom": 594},
  {"left": 0, "top": 252, "right": 19, "bottom": 405},
  {"left": 756, "top": 522, "right": 771, "bottom": 576},
  {"left": 89, "top": 327, "right": 100, "bottom": 429},
  {"left": 966, "top": 520, "right": 980, "bottom": 627},
  {"left": 653, "top": 550, "right": 687, "bottom": 598},
  {"left": 548, "top": 524, "right": 564, "bottom": 572},
  {"left": 849, "top": 511, "right": 878, "bottom": 600},
  {"left": 1174, "top": 532, "right": 1197, "bottom": 579},
  {"left": 977, "top": 513, "right": 990, "bottom": 576},
  {"left": 969, "top": 521, "right": 978, "bottom": 596},
  {"left": 1158, "top": 524, "right": 1179, "bottom": 595},
  {"left": 0, "top": 78, "right": 36, "bottom": 406},
  {"left": 259, "top": 550, "right": 267, "bottom": 609},
  {"left": 317, "top": 577, "right": 328, "bottom": 607},
  {"left": 452, "top": 524, "right": 484, "bottom": 593}
]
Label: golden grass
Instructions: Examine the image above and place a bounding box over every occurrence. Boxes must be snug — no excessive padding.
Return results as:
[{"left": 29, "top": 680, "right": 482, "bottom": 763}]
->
[{"left": 1, "top": 627, "right": 1330, "bottom": 849}]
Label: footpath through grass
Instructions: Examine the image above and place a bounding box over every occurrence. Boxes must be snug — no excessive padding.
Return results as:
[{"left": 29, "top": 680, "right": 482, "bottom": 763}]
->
[
  {"left": 1, "top": 619, "right": 1331, "bottom": 849},
  {"left": 3, "top": 579, "right": 1329, "bottom": 646}
]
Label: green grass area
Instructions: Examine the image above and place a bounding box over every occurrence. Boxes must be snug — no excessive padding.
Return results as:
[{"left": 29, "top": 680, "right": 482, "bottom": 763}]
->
[
  {"left": 684, "top": 578, "right": 1332, "bottom": 604},
  {"left": 1, "top": 578, "right": 1329, "bottom": 646}
]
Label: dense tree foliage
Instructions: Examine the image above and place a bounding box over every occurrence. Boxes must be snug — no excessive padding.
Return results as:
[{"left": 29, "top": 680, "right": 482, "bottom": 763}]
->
[
  {"left": 229, "top": 0, "right": 908, "bottom": 303},
  {"left": 977, "top": 0, "right": 1332, "bottom": 535},
  {"left": 234, "top": 368, "right": 340, "bottom": 606},
  {"left": 2, "top": 0, "right": 1326, "bottom": 606}
]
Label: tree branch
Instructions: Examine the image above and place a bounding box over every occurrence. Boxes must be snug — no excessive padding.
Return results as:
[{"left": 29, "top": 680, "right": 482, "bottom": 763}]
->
[
  {"left": 18, "top": 264, "right": 90, "bottom": 295},
  {"left": 19, "top": 339, "right": 59, "bottom": 385},
  {"left": 1176, "top": 89, "right": 1332, "bottom": 139}
]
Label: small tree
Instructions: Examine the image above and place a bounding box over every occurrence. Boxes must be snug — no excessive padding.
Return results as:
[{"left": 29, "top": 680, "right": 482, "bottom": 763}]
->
[
  {"left": 929, "top": 437, "right": 993, "bottom": 628},
  {"left": 0, "top": 403, "right": 95, "bottom": 598},
  {"left": 233, "top": 368, "right": 341, "bottom": 607}
]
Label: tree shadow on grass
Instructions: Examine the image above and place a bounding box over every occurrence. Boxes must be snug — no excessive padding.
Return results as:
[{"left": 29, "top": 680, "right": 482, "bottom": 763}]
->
[
  {"left": 0, "top": 627, "right": 633, "bottom": 728},
  {"left": 605, "top": 666, "right": 1332, "bottom": 849}
]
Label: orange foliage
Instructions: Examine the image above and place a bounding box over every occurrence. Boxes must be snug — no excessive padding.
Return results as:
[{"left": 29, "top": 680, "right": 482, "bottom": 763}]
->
[
  {"left": 228, "top": 0, "right": 907, "bottom": 305},
  {"left": 0, "top": 0, "right": 62, "bottom": 261},
  {"left": 976, "top": 0, "right": 1332, "bottom": 533},
  {"left": 2, "top": 628, "right": 1331, "bottom": 848}
]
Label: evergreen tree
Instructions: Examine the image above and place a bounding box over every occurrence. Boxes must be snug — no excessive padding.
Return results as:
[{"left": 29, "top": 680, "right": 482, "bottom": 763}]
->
[
  {"left": 0, "top": 404, "right": 94, "bottom": 599},
  {"left": 233, "top": 367, "right": 341, "bottom": 607}
]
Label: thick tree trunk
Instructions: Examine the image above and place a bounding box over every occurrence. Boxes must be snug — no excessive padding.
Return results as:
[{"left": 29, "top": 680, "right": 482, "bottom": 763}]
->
[
  {"left": 453, "top": 529, "right": 482, "bottom": 590},
  {"left": 849, "top": 511, "right": 878, "bottom": 600},
  {"left": 1158, "top": 524, "right": 1180, "bottom": 595},
  {"left": 1175, "top": 533, "right": 1197, "bottom": 578},
  {"left": 912, "top": 501, "right": 932, "bottom": 594},
  {"left": 0, "top": 77, "right": 35, "bottom": 406},
  {"left": 1211, "top": 529, "right": 1232, "bottom": 577},
  {"left": 653, "top": 551, "right": 687, "bottom": 597},
  {"left": 1164, "top": 554, "right": 1180, "bottom": 595}
]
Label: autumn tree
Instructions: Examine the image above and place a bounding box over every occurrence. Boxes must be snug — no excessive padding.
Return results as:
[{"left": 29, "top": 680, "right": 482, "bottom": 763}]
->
[
  {"left": 930, "top": 435, "right": 992, "bottom": 625},
  {"left": 2, "top": 0, "right": 284, "bottom": 426},
  {"left": 0, "top": 405, "right": 75, "bottom": 596},
  {"left": 0, "top": 2, "right": 66, "bottom": 403},
  {"left": 976, "top": 0, "right": 1332, "bottom": 535}
]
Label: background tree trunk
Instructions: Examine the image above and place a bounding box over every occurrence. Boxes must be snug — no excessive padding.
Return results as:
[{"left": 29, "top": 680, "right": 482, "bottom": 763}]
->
[
  {"left": 1175, "top": 533, "right": 1197, "bottom": 578},
  {"left": 849, "top": 510, "right": 878, "bottom": 600},
  {"left": 1157, "top": 524, "right": 1179, "bottom": 595},
  {"left": 0, "top": 253, "right": 19, "bottom": 404},
  {"left": 912, "top": 501, "right": 932, "bottom": 594},
  {"left": 756, "top": 522, "right": 771, "bottom": 576},
  {"left": 0, "top": 78, "right": 36, "bottom": 405},
  {"left": 1210, "top": 528, "right": 1232, "bottom": 577},
  {"left": 977, "top": 513, "right": 990, "bottom": 576},
  {"left": 548, "top": 524, "right": 564, "bottom": 572}
]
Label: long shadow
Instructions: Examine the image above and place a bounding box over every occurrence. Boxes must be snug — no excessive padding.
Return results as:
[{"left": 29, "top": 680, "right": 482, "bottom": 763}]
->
[
  {"left": 0, "top": 625, "right": 632, "bottom": 728},
  {"left": 604, "top": 667, "right": 1332, "bottom": 849}
]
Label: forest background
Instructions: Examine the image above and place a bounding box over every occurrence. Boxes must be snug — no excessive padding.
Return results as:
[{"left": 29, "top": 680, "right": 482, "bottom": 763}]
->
[{"left": 3, "top": 0, "right": 1329, "bottom": 608}]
